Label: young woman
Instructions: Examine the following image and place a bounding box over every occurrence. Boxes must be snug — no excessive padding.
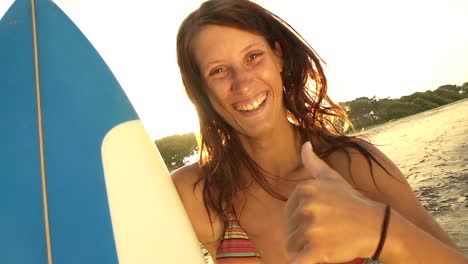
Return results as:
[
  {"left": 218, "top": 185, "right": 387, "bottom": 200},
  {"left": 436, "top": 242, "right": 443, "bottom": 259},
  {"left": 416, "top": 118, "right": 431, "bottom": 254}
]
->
[{"left": 171, "top": 0, "right": 467, "bottom": 263}]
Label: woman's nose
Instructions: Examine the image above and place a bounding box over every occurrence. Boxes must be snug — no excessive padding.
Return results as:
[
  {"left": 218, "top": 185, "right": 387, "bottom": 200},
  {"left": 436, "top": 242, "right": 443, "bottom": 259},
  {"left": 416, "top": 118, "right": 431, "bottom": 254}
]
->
[{"left": 231, "top": 66, "right": 253, "bottom": 94}]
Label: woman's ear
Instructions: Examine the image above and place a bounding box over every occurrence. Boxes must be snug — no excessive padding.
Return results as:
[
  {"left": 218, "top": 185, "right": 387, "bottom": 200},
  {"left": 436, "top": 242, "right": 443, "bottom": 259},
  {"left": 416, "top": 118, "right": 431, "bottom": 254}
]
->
[
  {"left": 274, "top": 41, "right": 284, "bottom": 71},
  {"left": 274, "top": 41, "right": 283, "bottom": 57}
]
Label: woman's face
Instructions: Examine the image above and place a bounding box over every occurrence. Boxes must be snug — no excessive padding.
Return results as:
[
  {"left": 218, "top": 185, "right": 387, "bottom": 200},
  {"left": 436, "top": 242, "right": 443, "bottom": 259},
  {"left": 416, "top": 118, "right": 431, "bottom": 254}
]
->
[{"left": 192, "top": 25, "right": 286, "bottom": 138}]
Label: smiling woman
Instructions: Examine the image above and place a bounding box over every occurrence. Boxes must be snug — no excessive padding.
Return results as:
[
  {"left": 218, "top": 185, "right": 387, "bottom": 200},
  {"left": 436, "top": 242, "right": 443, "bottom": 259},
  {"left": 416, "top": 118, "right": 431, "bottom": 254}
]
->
[
  {"left": 2, "top": 0, "right": 466, "bottom": 263},
  {"left": 170, "top": 0, "right": 468, "bottom": 263}
]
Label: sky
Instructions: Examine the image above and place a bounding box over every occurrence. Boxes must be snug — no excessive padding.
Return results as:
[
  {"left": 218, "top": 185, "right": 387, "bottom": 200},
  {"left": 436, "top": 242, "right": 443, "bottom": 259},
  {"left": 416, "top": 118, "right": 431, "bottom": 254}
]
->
[{"left": 1, "top": 0, "right": 467, "bottom": 140}]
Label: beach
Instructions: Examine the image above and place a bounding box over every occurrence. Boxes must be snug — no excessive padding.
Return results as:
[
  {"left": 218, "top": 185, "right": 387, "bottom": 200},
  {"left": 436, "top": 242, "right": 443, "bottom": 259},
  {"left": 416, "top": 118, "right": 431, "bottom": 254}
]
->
[{"left": 365, "top": 98, "right": 468, "bottom": 255}]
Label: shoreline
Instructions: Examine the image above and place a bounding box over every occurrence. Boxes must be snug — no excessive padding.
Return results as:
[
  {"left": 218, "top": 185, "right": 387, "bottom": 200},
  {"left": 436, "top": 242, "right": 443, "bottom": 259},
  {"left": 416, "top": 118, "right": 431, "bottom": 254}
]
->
[{"left": 365, "top": 99, "right": 468, "bottom": 255}]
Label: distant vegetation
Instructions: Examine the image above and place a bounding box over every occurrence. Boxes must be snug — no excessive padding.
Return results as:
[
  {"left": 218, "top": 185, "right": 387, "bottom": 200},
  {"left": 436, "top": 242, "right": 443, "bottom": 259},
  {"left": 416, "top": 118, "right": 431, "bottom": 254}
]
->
[
  {"left": 156, "top": 82, "right": 468, "bottom": 171},
  {"left": 341, "top": 82, "right": 468, "bottom": 130},
  {"left": 155, "top": 133, "right": 197, "bottom": 172}
]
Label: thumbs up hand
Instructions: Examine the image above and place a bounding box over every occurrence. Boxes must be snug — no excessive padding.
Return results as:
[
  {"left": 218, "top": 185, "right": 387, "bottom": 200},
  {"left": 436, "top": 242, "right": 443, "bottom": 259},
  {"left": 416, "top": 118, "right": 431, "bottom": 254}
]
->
[{"left": 284, "top": 142, "right": 384, "bottom": 264}]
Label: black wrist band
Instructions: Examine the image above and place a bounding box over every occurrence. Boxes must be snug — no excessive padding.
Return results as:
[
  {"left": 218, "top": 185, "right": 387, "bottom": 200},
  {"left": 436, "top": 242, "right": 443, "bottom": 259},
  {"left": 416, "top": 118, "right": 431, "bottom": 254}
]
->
[{"left": 372, "top": 204, "right": 391, "bottom": 260}]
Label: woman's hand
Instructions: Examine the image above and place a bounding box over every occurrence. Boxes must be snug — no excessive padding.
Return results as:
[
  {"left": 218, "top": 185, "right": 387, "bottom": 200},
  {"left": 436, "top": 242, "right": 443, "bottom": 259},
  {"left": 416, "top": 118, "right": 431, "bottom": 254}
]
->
[{"left": 284, "top": 142, "right": 385, "bottom": 264}]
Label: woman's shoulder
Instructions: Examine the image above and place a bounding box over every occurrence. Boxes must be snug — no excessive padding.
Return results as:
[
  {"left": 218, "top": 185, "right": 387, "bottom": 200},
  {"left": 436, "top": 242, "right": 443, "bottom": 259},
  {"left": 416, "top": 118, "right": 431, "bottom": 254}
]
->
[
  {"left": 322, "top": 137, "right": 407, "bottom": 198},
  {"left": 171, "top": 162, "right": 204, "bottom": 189},
  {"left": 170, "top": 163, "right": 223, "bottom": 255}
]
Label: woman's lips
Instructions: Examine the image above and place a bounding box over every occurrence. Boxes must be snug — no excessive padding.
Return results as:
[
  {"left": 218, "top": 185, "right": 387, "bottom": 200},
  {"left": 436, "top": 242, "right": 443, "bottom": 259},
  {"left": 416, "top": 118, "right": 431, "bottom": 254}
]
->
[{"left": 233, "top": 91, "right": 268, "bottom": 112}]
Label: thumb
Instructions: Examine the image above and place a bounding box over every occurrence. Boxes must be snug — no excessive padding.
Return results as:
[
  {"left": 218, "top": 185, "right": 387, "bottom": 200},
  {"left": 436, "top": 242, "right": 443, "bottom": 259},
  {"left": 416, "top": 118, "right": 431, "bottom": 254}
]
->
[
  {"left": 301, "top": 141, "right": 345, "bottom": 183},
  {"left": 301, "top": 141, "right": 322, "bottom": 172}
]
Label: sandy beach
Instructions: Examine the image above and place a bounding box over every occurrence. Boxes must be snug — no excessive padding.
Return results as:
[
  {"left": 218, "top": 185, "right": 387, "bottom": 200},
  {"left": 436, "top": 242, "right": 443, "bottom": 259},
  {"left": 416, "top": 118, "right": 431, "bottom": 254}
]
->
[{"left": 365, "top": 98, "right": 468, "bottom": 255}]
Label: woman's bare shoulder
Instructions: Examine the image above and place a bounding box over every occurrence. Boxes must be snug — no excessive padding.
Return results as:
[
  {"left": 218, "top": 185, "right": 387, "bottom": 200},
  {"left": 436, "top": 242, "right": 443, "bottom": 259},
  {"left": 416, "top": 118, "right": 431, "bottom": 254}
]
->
[
  {"left": 323, "top": 138, "right": 422, "bottom": 218},
  {"left": 323, "top": 138, "right": 406, "bottom": 195},
  {"left": 170, "top": 163, "right": 223, "bottom": 256},
  {"left": 171, "top": 163, "right": 204, "bottom": 193}
]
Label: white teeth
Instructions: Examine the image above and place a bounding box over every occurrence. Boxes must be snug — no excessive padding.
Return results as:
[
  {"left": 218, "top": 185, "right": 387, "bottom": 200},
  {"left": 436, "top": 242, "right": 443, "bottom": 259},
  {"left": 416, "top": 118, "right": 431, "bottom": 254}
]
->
[{"left": 235, "top": 94, "right": 267, "bottom": 112}]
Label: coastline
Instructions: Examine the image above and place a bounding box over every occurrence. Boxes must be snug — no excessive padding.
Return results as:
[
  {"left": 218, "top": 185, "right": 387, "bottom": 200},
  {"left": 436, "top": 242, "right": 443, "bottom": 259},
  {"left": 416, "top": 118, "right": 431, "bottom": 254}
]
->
[{"left": 364, "top": 99, "right": 468, "bottom": 255}]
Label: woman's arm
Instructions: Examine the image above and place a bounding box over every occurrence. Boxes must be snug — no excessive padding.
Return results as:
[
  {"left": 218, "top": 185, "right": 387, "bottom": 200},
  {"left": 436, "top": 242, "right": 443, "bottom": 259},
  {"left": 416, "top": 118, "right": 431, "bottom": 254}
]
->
[
  {"left": 347, "top": 141, "right": 465, "bottom": 262},
  {"left": 284, "top": 142, "right": 467, "bottom": 263},
  {"left": 380, "top": 206, "right": 467, "bottom": 263},
  {"left": 171, "top": 164, "right": 223, "bottom": 261},
  {"left": 328, "top": 140, "right": 460, "bottom": 250}
]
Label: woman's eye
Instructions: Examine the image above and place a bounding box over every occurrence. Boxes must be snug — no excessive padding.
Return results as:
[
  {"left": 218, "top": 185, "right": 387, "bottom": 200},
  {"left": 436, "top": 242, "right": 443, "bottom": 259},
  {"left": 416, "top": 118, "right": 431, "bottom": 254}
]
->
[
  {"left": 209, "top": 67, "right": 225, "bottom": 76},
  {"left": 248, "top": 52, "right": 262, "bottom": 61}
]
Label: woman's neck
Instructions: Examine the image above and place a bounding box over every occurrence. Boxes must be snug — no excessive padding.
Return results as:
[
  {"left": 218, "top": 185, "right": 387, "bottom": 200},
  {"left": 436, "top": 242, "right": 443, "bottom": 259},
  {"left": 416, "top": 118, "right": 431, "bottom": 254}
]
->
[{"left": 239, "top": 120, "right": 303, "bottom": 180}]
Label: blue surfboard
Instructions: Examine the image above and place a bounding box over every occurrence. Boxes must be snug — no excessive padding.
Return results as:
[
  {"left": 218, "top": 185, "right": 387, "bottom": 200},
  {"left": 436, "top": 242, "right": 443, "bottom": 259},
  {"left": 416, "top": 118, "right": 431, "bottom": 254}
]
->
[{"left": 0, "top": 0, "right": 205, "bottom": 263}]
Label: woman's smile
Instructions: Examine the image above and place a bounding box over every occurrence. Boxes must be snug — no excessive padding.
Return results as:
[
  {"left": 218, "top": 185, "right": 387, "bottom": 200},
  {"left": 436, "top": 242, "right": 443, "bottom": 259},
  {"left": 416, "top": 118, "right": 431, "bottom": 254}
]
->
[{"left": 232, "top": 91, "right": 268, "bottom": 114}]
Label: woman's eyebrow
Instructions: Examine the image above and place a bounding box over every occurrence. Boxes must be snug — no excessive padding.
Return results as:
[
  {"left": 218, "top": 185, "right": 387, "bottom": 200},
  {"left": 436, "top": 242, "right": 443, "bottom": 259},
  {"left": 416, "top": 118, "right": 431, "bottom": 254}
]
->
[
  {"left": 204, "top": 42, "right": 265, "bottom": 69},
  {"left": 241, "top": 42, "right": 264, "bottom": 53}
]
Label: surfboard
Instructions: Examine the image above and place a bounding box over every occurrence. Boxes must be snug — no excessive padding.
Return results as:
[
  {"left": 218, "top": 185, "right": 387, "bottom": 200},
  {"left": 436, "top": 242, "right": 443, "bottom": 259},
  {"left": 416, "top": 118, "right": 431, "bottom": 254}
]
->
[{"left": 0, "top": 0, "right": 205, "bottom": 263}]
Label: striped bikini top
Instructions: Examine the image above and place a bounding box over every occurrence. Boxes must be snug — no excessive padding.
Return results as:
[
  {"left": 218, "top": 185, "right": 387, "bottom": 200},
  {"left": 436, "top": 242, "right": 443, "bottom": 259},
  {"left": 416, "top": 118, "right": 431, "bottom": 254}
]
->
[
  {"left": 215, "top": 209, "right": 366, "bottom": 264},
  {"left": 215, "top": 209, "right": 262, "bottom": 263}
]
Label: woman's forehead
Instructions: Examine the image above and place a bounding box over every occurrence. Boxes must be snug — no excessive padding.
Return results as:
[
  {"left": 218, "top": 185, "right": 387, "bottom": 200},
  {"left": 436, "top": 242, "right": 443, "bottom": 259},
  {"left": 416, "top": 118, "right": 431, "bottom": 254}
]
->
[{"left": 191, "top": 25, "right": 268, "bottom": 65}]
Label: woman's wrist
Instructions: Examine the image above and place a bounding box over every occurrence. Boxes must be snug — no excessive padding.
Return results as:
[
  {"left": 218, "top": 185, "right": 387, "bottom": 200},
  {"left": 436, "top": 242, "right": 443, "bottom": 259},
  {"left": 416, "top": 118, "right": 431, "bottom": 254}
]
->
[
  {"left": 377, "top": 207, "right": 468, "bottom": 263},
  {"left": 372, "top": 205, "right": 391, "bottom": 260},
  {"left": 358, "top": 200, "right": 387, "bottom": 260},
  {"left": 377, "top": 207, "right": 411, "bottom": 263},
  {"left": 363, "top": 205, "right": 393, "bottom": 264}
]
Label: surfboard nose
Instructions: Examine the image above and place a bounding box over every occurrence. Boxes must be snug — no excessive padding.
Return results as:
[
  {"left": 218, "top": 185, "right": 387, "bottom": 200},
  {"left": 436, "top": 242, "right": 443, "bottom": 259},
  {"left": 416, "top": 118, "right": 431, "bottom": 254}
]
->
[{"left": 1, "top": 0, "right": 135, "bottom": 262}]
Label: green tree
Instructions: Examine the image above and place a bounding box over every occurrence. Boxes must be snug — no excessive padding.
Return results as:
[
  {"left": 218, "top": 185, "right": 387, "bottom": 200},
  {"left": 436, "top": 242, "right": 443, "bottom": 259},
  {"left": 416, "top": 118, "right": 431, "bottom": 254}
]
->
[
  {"left": 379, "top": 102, "right": 423, "bottom": 120},
  {"left": 423, "top": 90, "right": 453, "bottom": 105},
  {"left": 437, "top": 84, "right": 460, "bottom": 93},
  {"left": 342, "top": 82, "right": 467, "bottom": 132},
  {"left": 434, "top": 85, "right": 462, "bottom": 101},
  {"left": 411, "top": 97, "right": 439, "bottom": 110},
  {"left": 155, "top": 133, "right": 198, "bottom": 171},
  {"left": 343, "top": 97, "right": 381, "bottom": 129},
  {"left": 461, "top": 82, "right": 468, "bottom": 98}
]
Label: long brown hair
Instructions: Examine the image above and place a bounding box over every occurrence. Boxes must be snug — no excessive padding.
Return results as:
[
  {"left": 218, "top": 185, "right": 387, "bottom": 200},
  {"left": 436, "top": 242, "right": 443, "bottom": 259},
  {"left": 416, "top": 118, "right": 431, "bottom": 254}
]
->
[{"left": 177, "top": 0, "right": 382, "bottom": 231}]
